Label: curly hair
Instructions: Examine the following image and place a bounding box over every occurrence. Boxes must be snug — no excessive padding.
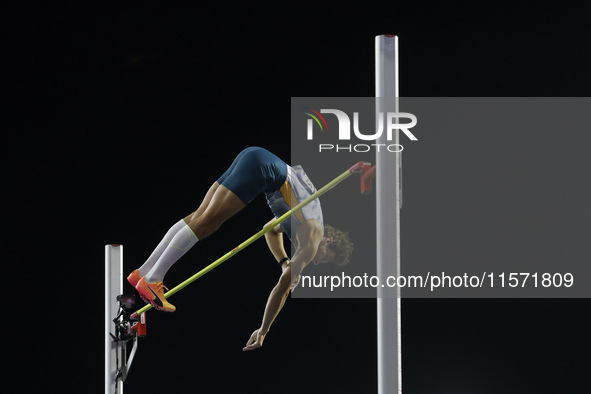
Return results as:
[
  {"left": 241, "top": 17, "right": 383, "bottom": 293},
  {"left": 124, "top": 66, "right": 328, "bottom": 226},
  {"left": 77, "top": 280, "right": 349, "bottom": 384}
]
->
[{"left": 324, "top": 224, "right": 354, "bottom": 266}]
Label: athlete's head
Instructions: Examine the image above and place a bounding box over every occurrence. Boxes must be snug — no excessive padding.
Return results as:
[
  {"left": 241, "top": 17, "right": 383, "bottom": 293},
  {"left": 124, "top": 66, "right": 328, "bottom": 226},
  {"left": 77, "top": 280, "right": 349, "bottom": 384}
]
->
[{"left": 314, "top": 225, "right": 353, "bottom": 267}]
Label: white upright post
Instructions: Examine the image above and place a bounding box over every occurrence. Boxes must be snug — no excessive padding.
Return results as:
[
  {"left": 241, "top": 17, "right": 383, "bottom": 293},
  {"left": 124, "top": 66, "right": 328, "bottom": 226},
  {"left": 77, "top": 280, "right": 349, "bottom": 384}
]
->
[
  {"left": 375, "top": 35, "right": 402, "bottom": 394},
  {"left": 105, "top": 244, "right": 124, "bottom": 394}
]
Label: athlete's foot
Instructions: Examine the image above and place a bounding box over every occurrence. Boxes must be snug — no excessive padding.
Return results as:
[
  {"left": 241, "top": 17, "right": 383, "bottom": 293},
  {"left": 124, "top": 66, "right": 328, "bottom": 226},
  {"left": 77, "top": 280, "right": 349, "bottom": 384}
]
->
[
  {"left": 127, "top": 269, "right": 141, "bottom": 288},
  {"left": 127, "top": 269, "right": 150, "bottom": 304},
  {"left": 135, "top": 277, "right": 176, "bottom": 312}
]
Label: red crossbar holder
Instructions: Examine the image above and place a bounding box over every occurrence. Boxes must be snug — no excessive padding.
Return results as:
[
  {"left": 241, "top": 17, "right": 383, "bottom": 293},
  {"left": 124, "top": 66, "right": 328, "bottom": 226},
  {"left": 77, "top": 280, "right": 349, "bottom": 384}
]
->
[
  {"left": 349, "top": 161, "right": 376, "bottom": 194},
  {"left": 129, "top": 312, "right": 147, "bottom": 337}
]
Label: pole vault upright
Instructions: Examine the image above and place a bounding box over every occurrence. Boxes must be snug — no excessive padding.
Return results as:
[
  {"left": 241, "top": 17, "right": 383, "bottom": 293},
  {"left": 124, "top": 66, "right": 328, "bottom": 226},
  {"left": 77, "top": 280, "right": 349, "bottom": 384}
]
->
[
  {"left": 375, "top": 35, "right": 402, "bottom": 393},
  {"left": 105, "top": 244, "right": 123, "bottom": 394}
]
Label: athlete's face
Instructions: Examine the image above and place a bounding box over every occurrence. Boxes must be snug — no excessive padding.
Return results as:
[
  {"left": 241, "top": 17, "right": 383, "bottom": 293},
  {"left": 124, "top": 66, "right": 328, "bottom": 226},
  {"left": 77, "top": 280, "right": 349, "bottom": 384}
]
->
[{"left": 312, "top": 238, "right": 335, "bottom": 265}]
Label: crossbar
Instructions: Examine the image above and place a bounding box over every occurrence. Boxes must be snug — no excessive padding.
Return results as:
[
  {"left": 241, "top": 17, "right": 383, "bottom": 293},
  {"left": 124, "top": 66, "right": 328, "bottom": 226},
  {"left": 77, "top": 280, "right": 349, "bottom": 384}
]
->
[{"left": 132, "top": 161, "right": 368, "bottom": 317}]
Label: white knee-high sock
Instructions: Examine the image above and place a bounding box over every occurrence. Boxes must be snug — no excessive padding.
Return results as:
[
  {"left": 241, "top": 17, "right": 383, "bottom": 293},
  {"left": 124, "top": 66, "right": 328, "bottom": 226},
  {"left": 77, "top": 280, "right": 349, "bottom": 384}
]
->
[
  {"left": 144, "top": 223, "right": 199, "bottom": 283},
  {"left": 138, "top": 220, "right": 187, "bottom": 277}
]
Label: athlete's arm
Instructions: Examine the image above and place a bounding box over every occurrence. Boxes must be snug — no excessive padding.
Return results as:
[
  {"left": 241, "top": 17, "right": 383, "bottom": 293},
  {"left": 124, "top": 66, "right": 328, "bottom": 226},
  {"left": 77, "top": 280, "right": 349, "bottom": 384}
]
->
[
  {"left": 243, "top": 266, "right": 292, "bottom": 351},
  {"left": 263, "top": 218, "right": 288, "bottom": 265},
  {"left": 287, "top": 219, "right": 323, "bottom": 290},
  {"left": 243, "top": 220, "right": 323, "bottom": 351}
]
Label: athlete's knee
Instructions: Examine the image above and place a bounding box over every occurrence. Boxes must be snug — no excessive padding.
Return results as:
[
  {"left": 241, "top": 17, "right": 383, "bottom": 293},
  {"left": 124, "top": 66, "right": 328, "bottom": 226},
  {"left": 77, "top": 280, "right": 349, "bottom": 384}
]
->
[
  {"left": 184, "top": 209, "right": 203, "bottom": 224},
  {"left": 188, "top": 211, "right": 225, "bottom": 239}
]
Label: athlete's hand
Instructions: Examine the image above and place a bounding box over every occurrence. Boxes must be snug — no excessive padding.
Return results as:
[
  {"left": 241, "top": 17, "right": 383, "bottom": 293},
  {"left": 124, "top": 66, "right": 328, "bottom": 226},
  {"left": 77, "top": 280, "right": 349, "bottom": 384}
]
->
[{"left": 243, "top": 329, "right": 267, "bottom": 351}]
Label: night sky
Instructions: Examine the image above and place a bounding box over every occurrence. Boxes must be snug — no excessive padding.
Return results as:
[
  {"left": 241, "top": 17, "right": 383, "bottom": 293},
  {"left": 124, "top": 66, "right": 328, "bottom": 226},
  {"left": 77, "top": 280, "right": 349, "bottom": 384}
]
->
[{"left": 9, "top": 3, "right": 591, "bottom": 393}]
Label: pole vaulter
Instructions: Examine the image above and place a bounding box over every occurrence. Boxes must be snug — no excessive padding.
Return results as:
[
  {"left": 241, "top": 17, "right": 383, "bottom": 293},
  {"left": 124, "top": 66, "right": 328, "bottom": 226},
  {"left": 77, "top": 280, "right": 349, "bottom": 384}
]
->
[
  {"left": 106, "top": 156, "right": 375, "bottom": 393},
  {"left": 131, "top": 160, "right": 375, "bottom": 317}
]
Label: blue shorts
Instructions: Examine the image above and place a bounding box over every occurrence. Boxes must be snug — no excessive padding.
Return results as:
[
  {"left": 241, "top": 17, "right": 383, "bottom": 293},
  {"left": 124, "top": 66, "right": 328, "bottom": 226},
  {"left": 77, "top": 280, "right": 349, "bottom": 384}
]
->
[{"left": 217, "top": 147, "right": 288, "bottom": 205}]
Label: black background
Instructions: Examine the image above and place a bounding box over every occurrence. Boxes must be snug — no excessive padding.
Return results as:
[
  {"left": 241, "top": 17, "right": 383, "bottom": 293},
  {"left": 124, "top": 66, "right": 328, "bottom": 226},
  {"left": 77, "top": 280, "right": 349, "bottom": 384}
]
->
[{"left": 8, "top": 2, "right": 590, "bottom": 393}]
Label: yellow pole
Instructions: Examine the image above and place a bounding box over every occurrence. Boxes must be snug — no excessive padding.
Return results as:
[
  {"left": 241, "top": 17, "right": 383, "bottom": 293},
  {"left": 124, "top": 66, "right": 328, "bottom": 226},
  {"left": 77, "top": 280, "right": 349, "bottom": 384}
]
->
[{"left": 133, "top": 165, "right": 358, "bottom": 316}]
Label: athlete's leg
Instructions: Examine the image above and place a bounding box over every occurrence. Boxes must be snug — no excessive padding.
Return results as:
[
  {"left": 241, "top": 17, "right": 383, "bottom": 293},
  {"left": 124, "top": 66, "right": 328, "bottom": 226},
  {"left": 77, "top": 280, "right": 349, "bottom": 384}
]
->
[
  {"left": 143, "top": 178, "right": 247, "bottom": 284},
  {"left": 183, "top": 181, "right": 220, "bottom": 224},
  {"left": 178, "top": 148, "right": 256, "bottom": 225},
  {"left": 184, "top": 184, "right": 246, "bottom": 239},
  {"left": 129, "top": 182, "right": 220, "bottom": 285},
  {"left": 134, "top": 219, "right": 187, "bottom": 278},
  {"left": 139, "top": 147, "right": 283, "bottom": 296},
  {"left": 183, "top": 147, "right": 286, "bottom": 239}
]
